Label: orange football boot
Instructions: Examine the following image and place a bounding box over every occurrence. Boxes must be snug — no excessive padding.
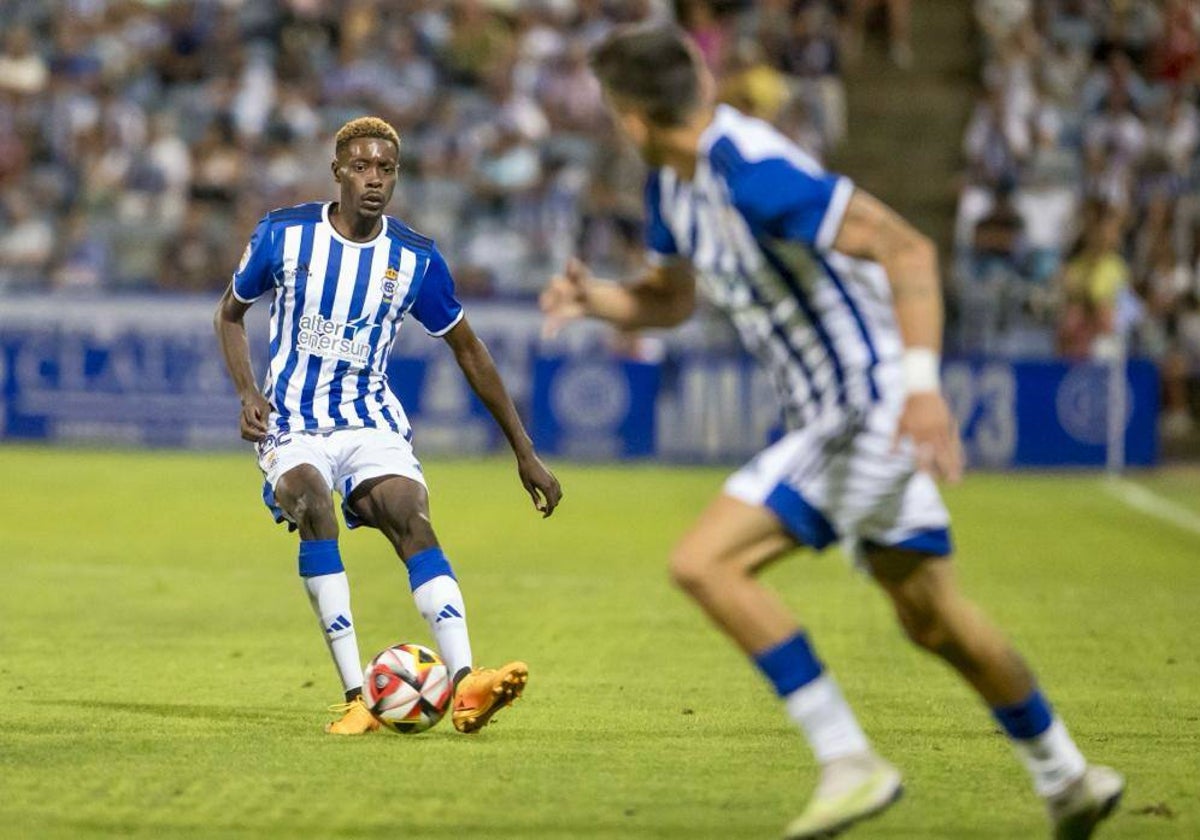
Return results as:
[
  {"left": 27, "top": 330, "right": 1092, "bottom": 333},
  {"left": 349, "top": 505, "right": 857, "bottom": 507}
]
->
[
  {"left": 451, "top": 661, "right": 529, "bottom": 733},
  {"left": 324, "top": 696, "right": 381, "bottom": 735}
]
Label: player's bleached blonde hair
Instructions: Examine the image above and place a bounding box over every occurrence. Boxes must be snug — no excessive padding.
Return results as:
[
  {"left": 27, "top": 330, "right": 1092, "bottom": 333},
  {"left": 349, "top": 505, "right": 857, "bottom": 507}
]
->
[{"left": 334, "top": 116, "right": 401, "bottom": 155}]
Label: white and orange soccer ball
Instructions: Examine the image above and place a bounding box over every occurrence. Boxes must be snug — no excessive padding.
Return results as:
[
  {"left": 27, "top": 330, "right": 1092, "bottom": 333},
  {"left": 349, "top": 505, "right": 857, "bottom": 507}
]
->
[{"left": 362, "top": 643, "right": 452, "bottom": 734}]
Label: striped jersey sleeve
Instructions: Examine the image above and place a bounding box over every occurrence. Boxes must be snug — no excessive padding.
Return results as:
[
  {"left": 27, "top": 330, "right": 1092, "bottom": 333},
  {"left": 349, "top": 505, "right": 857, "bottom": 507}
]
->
[
  {"left": 409, "top": 246, "right": 464, "bottom": 337},
  {"left": 710, "top": 137, "right": 854, "bottom": 253},
  {"left": 231, "top": 215, "right": 276, "bottom": 302}
]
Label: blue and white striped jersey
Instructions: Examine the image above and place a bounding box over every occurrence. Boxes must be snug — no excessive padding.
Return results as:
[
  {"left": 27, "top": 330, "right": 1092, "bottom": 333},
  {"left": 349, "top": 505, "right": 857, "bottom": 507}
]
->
[
  {"left": 232, "top": 201, "right": 462, "bottom": 435},
  {"left": 646, "top": 104, "right": 903, "bottom": 429}
]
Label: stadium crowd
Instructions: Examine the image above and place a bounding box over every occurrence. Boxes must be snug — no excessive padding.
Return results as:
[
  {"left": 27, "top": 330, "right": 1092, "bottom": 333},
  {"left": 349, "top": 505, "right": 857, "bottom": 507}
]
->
[
  {"left": 957, "top": 0, "right": 1200, "bottom": 437},
  {"left": 0, "top": 0, "right": 857, "bottom": 302}
]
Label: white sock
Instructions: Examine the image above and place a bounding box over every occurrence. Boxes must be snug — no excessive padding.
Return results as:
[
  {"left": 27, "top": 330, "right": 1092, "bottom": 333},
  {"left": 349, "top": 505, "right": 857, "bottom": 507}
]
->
[
  {"left": 412, "top": 575, "right": 472, "bottom": 678},
  {"left": 784, "top": 674, "right": 872, "bottom": 764},
  {"left": 303, "top": 571, "right": 363, "bottom": 694},
  {"left": 1012, "top": 718, "right": 1088, "bottom": 797}
]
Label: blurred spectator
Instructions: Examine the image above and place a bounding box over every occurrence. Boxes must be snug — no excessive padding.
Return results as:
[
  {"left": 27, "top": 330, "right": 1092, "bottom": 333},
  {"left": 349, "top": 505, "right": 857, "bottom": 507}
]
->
[
  {"left": 1055, "top": 206, "right": 1128, "bottom": 360},
  {"left": 0, "top": 0, "right": 858, "bottom": 303},
  {"left": 973, "top": 179, "right": 1026, "bottom": 269},
  {"left": 776, "top": 0, "right": 846, "bottom": 149},
  {"left": 539, "top": 40, "right": 607, "bottom": 135},
  {"left": 0, "top": 191, "right": 54, "bottom": 288},
  {"left": 1148, "top": 86, "right": 1199, "bottom": 176},
  {"left": 964, "top": 82, "right": 1031, "bottom": 187},
  {"left": 844, "top": 0, "right": 913, "bottom": 69},
  {"left": 441, "top": 0, "right": 515, "bottom": 86},
  {"left": 1151, "top": 0, "right": 1199, "bottom": 85},
  {"left": 50, "top": 207, "right": 108, "bottom": 291},
  {"left": 1134, "top": 235, "right": 1193, "bottom": 433},
  {"left": 959, "top": 0, "right": 1200, "bottom": 435},
  {"left": 190, "top": 115, "right": 245, "bottom": 208},
  {"left": 677, "top": 0, "right": 732, "bottom": 75},
  {"left": 0, "top": 27, "right": 49, "bottom": 97},
  {"left": 159, "top": 203, "right": 229, "bottom": 292},
  {"left": 720, "top": 39, "right": 792, "bottom": 125}
]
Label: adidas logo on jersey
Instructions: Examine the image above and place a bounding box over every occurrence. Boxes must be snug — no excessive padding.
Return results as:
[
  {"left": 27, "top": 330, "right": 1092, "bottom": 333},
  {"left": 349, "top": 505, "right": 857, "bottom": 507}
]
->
[
  {"left": 435, "top": 604, "right": 463, "bottom": 623},
  {"left": 324, "top": 614, "right": 352, "bottom": 635}
]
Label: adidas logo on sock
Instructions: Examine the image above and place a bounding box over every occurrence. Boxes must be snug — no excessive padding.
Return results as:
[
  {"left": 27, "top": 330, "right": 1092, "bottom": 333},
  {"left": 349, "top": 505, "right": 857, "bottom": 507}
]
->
[
  {"left": 324, "top": 614, "right": 352, "bottom": 635},
  {"left": 435, "top": 604, "right": 463, "bottom": 623}
]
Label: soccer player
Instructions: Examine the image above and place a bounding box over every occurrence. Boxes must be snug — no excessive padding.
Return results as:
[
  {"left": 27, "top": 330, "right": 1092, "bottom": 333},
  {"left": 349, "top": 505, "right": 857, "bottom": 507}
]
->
[
  {"left": 215, "top": 116, "right": 562, "bottom": 736},
  {"left": 540, "top": 25, "right": 1122, "bottom": 840}
]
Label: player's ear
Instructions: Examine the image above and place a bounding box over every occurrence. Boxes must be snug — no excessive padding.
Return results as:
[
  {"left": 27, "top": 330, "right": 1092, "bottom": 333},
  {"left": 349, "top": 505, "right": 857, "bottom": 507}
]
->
[{"left": 330, "top": 158, "right": 341, "bottom": 182}]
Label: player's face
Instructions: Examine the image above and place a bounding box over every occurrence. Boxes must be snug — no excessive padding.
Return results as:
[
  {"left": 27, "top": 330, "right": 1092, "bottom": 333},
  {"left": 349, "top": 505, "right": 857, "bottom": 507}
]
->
[{"left": 332, "top": 137, "right": 399, "bottom": 220}]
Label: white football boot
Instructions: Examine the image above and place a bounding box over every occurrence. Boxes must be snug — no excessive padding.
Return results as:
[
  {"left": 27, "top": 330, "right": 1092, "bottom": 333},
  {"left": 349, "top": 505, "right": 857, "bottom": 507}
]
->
[
  {"left": 1047, "top": 765, "right": 1124, "bottom": 839},
  {"left": 783, "top": 752, "right": 903, "bottom": 839}
]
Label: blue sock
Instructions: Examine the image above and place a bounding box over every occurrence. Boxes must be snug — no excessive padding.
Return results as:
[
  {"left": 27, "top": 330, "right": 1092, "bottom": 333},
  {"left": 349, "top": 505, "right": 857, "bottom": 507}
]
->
[
  {"left": 405, "top": 547, "right": 471, "bottom": 677},
  {"left": 298, "top": 539, "right": 343, "bottom": 577},
  {"left": 405, "top": 546, "right": 456, "bottom": 591},
  {"left": 992, "top": 689, "right": 1054, "bottom": 740},
  {"left": 754, "top": 632, "right": 824, "bottom": 697}
]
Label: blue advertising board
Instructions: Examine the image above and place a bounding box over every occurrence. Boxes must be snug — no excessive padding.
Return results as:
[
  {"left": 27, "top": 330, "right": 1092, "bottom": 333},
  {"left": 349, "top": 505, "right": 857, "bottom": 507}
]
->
[
  {"left": 530, "top": 357, "right": 659, "bottom": 459},
  {"left": 0, "top": 297, "right": 1160, "bottom": 468},
  {"left": 530, "top": 356, "right": 1159, "bottom": 468},
  {"left": 942, "top": 359, "right": 1158, "bottom": 468}
]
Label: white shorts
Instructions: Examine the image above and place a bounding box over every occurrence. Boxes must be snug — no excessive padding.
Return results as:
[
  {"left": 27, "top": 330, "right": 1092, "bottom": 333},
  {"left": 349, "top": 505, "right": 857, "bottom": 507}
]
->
[
  {"left": 256, "top": 425, "right": 426, "bottom": 530},
  {"left": 724, "top": 406, "right": 952, "bottom": 562}
]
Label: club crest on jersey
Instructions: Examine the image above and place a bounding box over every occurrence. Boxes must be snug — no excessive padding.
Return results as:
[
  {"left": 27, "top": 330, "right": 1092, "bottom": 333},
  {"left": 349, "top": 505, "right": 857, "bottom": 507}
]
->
[{"left": 381, "top": 266, "right": 399, "bottom": 302}]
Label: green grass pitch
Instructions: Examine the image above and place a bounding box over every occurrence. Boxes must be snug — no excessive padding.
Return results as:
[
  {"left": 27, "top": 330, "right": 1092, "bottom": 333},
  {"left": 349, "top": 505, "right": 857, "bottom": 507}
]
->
[{"left": 0, "top": 446, "right": 1196, "bottom": 839}]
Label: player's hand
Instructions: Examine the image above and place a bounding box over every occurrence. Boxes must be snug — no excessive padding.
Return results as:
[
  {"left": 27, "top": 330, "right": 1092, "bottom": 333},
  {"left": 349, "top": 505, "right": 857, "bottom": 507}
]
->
[
  {"left": 539, "top": 258, "right": 591, "bottom": 339},
  {"left": 239, "top": 391, "right": 271, "bottom": 442},
  {"left": 517, "top": 452, "right": 563, "bottom": 518},
  {"left": 894, "top": 391, "right": 963, "bottom": 483}
]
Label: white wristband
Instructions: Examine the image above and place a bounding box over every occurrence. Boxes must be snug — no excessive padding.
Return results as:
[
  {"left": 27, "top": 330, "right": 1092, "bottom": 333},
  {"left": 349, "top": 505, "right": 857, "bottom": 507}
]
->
[{"left": 902, "top": 348, "right": 941, "bottom": 393}]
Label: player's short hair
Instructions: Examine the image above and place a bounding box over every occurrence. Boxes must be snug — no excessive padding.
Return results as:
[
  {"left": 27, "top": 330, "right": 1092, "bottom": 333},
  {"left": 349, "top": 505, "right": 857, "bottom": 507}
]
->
[
  {"left": 334, "top": 116, "right": 401, "bottom": 155},
  {"left": 589, "top": 23, "right": 701, "bottom": 127}
]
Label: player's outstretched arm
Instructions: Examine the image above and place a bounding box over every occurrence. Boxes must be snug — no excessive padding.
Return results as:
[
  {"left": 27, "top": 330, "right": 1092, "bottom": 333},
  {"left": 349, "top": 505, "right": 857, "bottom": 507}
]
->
[
  {"left": 214, "top": 285, "right": 271, "bottom": 443},
  {"left": 442, "top": 316, "right": 563, "bottom": 518},
  {"left": 539, "top": 257, "right": 696, "bottom": 337},
  {"left": 830, "top": 189, "right": 963, "bottom": 482}
]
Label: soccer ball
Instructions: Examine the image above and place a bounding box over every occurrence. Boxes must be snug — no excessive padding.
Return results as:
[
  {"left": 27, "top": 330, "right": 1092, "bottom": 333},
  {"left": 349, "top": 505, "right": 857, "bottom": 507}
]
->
[{"left": 363, "top": 643, "right": 452, "bottom": 734}]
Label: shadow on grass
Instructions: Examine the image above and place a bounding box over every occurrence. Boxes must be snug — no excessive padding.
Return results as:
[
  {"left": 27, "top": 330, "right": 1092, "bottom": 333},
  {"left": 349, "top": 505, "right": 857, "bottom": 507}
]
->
[{"left": 88, "top": 700, "right": 311, "bottom": 724}]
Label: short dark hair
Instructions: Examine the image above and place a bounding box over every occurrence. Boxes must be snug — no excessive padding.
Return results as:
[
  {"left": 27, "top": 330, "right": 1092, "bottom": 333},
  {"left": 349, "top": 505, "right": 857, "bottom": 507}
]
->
[{"left": 589, "top": 24, "right": 701, "bottom": 127}]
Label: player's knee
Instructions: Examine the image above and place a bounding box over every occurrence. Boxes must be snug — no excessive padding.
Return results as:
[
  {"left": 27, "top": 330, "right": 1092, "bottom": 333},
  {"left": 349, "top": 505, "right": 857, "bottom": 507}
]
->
[
  {"left": 291, "top": 489, "right": 336, "bottom": 529},
  {"left": 668, "top": 542, "right": 718, "bottom": 595},
  {"left": 895, "top": 597, "right": 954, "bottom": 653}
]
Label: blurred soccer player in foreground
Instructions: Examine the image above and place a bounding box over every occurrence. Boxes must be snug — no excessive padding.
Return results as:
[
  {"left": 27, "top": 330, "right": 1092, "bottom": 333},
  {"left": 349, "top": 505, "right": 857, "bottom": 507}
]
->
[
  {"left": 216, "top": 116, "right": 561, "bottom": 735},
  {"left": 541, "top": 25, "right": 1121, "bottom": 840}
]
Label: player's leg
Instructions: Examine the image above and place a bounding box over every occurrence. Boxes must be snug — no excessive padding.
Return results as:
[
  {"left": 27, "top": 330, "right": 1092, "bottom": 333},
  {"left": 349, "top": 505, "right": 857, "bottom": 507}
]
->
[
  {"left": 346, "top": 473, "right": 473, "bottom": 680},
  {"left": 346, "top": 471, "right": 526, "bottom": 733},
  {"left": 866, "top": 549, "right": 1124, "bottom": 836},
  {"left": 670, "top": 492, "right": 901, "bottom": 840},
  {"left": 271, "top": 460, "right": 377, "bottom": 734}
]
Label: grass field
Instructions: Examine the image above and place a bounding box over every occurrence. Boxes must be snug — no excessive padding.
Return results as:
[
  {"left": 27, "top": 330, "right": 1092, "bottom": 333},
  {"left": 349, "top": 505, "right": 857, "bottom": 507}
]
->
[{"left": 1, "top": 446, "right": 1197, "bottom": 839}]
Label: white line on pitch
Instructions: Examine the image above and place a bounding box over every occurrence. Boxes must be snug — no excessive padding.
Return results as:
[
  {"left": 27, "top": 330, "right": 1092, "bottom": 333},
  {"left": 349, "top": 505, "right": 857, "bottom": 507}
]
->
[{"left": 1103, "top": 477, "right": 1200, "bottom": 538}]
